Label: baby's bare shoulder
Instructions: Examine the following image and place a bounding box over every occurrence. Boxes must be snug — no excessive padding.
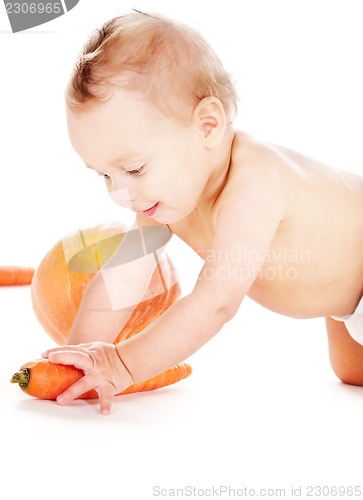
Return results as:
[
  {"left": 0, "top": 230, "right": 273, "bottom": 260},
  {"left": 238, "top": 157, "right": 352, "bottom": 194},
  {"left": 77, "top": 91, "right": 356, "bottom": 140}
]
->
[
  {"left": 222, "top": 130, "right": 363, "bottom": 237},
  {"left": 228, "top": 130, "right": 363, "bottom": 198}
]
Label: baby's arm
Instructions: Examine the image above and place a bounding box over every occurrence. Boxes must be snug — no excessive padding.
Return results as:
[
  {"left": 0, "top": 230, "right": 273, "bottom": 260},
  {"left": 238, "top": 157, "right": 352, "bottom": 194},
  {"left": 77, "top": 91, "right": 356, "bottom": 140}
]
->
[
  {"left": 117, "top": 181, "right": 286, "bottom": 381},
  {"left": 43, "top": 179, "right": 286, "bottom": 413}
]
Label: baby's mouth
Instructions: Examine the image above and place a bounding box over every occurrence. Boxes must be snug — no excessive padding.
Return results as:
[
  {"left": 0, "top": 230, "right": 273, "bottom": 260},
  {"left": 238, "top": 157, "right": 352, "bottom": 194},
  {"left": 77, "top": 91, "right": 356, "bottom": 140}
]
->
[{"left": 142, "top": 202, "right": 159, "bottom": 217}]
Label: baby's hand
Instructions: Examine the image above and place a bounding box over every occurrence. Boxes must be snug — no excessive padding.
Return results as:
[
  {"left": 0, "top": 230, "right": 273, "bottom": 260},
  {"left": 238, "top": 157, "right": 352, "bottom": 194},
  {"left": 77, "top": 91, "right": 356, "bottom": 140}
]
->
[{"left": 41, "top": 342, "right": 134, "bottom": 415}]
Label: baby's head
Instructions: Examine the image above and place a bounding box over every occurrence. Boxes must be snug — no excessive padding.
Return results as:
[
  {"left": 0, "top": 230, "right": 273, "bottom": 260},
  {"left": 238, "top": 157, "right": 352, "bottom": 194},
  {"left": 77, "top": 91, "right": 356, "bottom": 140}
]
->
[
  {"left": 65, "top": 10, "right": 238, "bottom": 123},
  {"left": 65, "top": 11, "right": 238, "bottom": 224}
]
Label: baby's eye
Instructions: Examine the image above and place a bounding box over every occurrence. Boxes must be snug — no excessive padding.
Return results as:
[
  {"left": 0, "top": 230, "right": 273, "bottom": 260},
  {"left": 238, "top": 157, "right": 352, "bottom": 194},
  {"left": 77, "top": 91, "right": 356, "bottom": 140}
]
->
[{"left": 125, "top": 165, "right": 145, "bottom": 176}]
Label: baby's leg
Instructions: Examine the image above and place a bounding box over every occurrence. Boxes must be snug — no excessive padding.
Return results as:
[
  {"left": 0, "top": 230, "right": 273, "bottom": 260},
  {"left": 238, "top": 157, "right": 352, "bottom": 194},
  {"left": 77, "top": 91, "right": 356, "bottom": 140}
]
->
[{"left": 326, "top": 317, "right": 363, "bottom": 385}]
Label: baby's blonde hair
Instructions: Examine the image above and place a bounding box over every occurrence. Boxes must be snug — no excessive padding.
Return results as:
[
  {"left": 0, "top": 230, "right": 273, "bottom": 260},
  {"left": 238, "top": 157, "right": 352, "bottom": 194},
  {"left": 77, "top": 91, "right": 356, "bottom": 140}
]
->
[{"left": 66, "top": 10, "right": 238, "bottom": 122}]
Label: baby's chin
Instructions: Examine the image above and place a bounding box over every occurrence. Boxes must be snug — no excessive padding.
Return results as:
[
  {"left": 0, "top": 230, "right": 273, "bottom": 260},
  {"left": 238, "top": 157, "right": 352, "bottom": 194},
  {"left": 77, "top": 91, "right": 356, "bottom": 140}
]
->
[
  {"left": 151, "top": 214, "right": 173, "bottom": 224},
  {"left": 153, "top": 209, "right": 193, "bottom": 225}
]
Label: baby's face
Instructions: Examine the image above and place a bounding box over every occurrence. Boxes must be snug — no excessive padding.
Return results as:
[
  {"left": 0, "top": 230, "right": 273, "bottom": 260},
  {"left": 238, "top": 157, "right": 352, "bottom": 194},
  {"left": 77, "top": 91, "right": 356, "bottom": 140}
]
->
[{"left": 66, "top": 89, "right": 214, "bottom": 224}]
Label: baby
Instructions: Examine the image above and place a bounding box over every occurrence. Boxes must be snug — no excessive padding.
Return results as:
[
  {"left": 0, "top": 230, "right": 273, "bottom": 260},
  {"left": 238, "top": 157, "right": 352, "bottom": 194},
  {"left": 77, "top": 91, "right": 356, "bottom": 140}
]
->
[{"left": 42, "top": 10, "right": 363, "bottom": 415}]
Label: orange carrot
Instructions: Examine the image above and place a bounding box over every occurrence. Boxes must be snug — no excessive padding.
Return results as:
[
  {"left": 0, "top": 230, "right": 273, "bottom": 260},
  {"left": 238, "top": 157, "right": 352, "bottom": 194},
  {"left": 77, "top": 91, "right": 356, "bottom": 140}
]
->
[
  {"left": 10, "top": 358, "right": 192, "bottom": 400},
  {"left": 0, "top": 266, "right": 35, "bottom": 286}
]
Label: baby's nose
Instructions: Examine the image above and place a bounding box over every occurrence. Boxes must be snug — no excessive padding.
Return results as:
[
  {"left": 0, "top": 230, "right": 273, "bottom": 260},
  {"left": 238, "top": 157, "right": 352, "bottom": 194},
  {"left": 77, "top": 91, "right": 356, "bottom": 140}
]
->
[{"left": 109, "top": 187, "right": 137, "bottom": 209}]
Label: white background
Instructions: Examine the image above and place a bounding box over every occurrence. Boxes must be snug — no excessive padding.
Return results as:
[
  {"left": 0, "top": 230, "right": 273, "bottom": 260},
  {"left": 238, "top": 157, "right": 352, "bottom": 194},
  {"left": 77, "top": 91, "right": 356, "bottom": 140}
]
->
[{"left": 1, "top": 1, "right": 363, "bottom": 499}]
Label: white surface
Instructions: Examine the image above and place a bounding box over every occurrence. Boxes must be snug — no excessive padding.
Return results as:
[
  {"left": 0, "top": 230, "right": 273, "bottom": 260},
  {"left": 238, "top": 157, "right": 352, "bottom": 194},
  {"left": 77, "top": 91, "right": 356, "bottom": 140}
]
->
[{"left": 1, "top": 1, "right": 363, "bottom": 499}]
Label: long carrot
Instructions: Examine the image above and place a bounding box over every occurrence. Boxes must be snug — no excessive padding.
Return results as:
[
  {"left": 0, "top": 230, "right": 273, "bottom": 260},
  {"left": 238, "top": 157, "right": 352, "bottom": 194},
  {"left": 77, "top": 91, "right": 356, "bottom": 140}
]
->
[
  {"left": 10, "top": 358, "right": 192, "bottom": 400},
  {"left": 0, "top": 266, "right": 35, "bottom": 286}
]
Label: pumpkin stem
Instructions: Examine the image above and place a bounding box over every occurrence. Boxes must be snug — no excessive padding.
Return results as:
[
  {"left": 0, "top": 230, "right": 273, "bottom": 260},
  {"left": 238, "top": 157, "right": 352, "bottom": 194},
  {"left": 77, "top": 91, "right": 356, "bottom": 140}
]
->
[{"left": 10, "top": 368, "right": 30, "bottom": 388}]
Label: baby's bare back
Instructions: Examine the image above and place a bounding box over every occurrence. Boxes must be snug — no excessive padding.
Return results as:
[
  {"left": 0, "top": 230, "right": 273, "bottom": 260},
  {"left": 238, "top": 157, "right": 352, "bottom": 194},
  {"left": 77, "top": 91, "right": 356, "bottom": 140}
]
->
[{"left": 245, "top": 136, "right": 363, "bottom": 318}]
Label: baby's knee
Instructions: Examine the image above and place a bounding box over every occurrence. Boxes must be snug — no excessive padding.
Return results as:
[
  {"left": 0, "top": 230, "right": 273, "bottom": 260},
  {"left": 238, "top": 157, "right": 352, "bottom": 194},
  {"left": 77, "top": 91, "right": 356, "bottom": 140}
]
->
[
  {"left": 326, "top": 317, "right": 363, "bottom": 386},
  {"left": 334, "top": 363, "right": 363, "bottom": 386}
]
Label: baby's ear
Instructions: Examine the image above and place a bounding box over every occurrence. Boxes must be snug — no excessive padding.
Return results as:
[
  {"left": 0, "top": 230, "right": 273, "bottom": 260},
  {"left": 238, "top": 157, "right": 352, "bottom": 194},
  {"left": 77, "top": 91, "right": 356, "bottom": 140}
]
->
[{"left": 192, "top": 97, "right": 227, "bottom": 148}]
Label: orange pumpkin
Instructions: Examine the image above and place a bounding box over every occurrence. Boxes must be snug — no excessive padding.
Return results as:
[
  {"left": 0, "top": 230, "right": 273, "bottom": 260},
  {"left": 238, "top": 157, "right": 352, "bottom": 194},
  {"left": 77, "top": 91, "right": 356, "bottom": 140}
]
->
[{"left": 31, "top": 222, "right": 181, "bottom": 345}]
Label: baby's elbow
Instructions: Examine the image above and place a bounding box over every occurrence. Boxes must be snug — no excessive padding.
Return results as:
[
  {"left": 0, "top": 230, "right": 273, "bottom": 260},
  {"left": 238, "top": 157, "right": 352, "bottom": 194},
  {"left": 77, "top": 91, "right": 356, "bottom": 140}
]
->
[
  {"left": 212, "top": 295, "right": 242, "bottom": 323},
  {"left": 195, "top": 277, "right": 244, "bottom": 323}
]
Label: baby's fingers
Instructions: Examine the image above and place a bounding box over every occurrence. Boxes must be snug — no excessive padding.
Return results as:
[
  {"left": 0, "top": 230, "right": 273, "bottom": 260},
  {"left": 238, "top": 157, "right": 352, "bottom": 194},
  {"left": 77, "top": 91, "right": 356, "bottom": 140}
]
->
[
  {"left": 56, "top": 373, "right": 97, "bottom": 406},
  {"left": 47, "top": 350, "right": 94, "bottom": 372},
  {"left": 97, "top": 384, "right": 117, "bottom": 416},
  {"left": 42, "top": 345, "right": 90, "bottom": 358}
]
